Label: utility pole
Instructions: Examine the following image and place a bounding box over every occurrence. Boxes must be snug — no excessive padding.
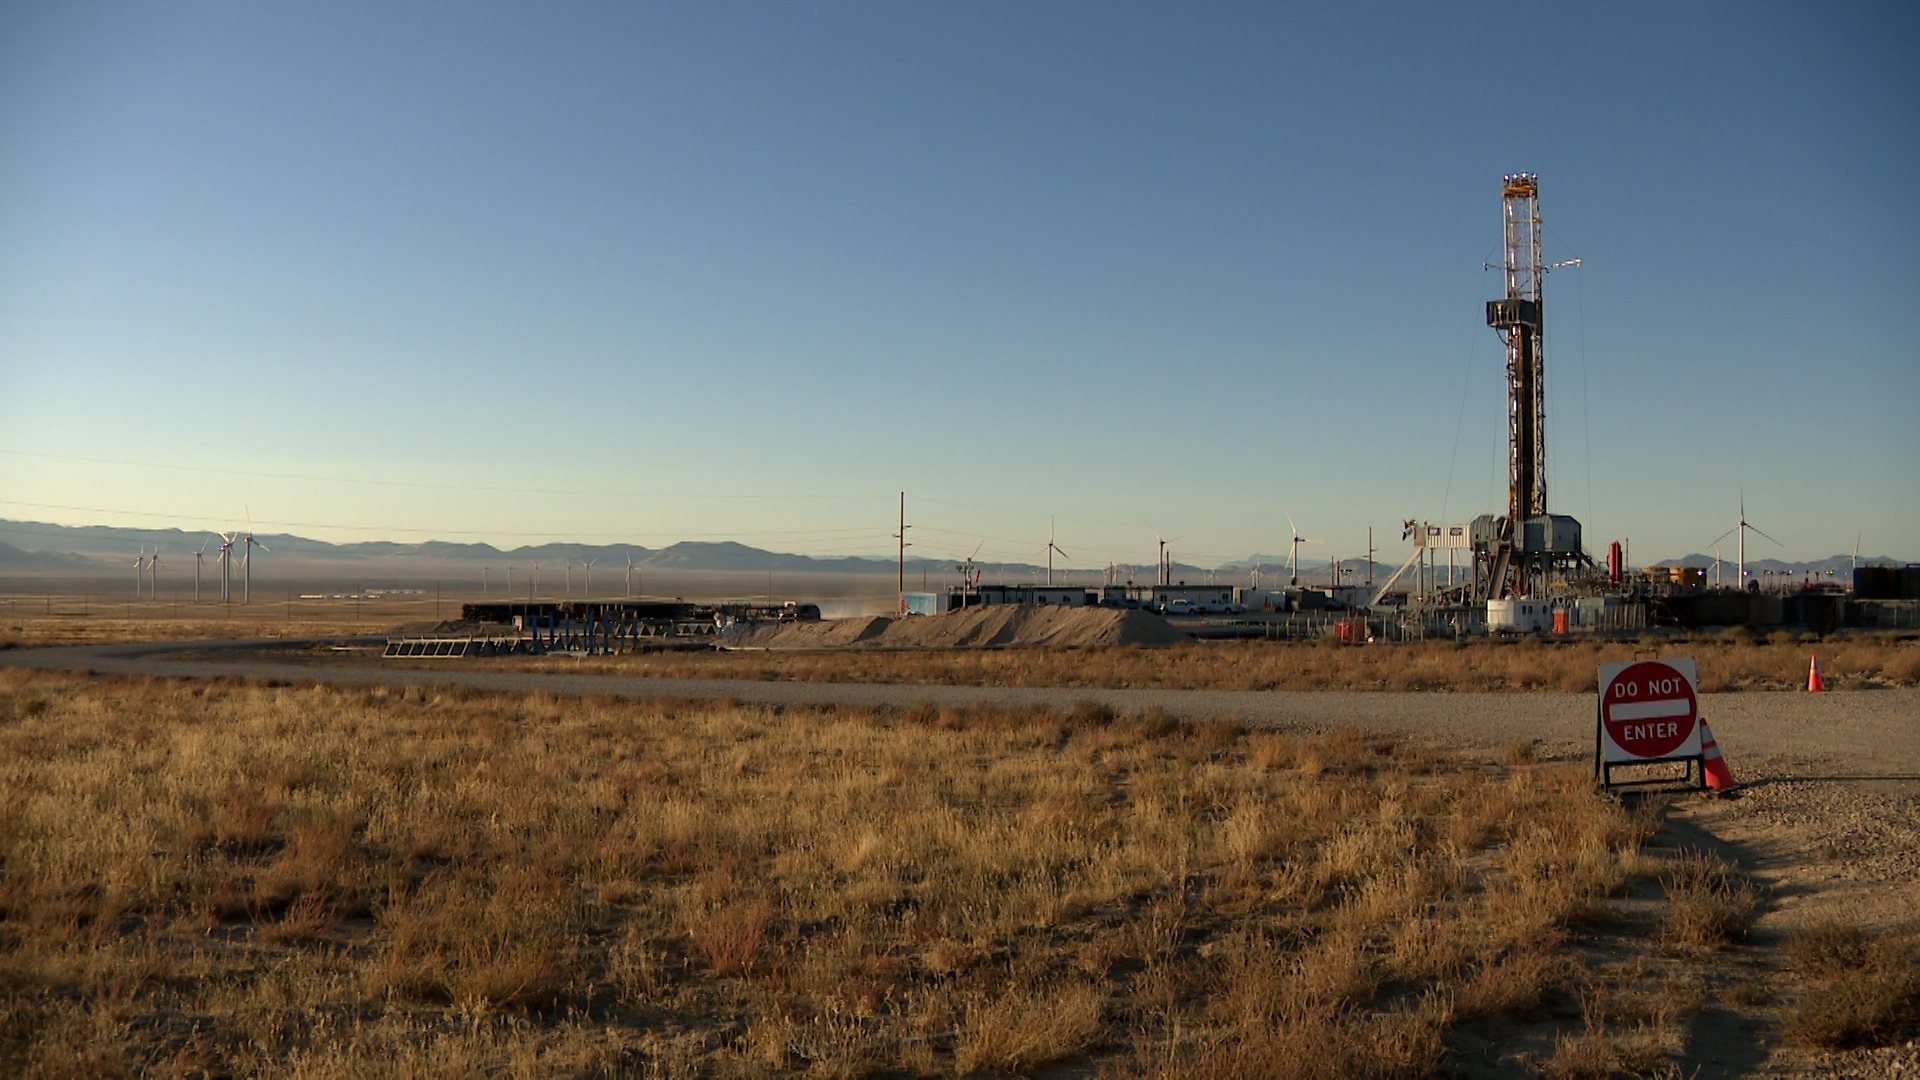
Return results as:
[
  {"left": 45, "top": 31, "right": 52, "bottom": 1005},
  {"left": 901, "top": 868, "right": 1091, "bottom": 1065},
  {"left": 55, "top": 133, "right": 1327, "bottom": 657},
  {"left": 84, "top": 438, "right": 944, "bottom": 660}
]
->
[{"left": 892, "top": 492, "right": 911, "bottom": 615}]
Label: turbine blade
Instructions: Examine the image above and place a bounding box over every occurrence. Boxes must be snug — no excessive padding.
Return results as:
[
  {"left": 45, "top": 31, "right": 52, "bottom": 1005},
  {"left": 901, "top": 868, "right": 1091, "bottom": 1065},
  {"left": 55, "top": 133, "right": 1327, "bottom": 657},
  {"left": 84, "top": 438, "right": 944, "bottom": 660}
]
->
[{"left": 1746, "top": 524, "right": 1781, "bottom": 547}]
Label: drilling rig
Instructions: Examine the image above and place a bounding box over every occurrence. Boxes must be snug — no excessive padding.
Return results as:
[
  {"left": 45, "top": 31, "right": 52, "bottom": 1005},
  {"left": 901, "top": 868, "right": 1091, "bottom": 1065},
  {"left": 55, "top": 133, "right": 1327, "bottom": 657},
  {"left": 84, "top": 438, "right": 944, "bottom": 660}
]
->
[
  {"left": 1369, "top": 175, "right": 1594, "bottom": 615},
  {"left": 1480, "top": 173, "right": 1586, "bottom": 599}
]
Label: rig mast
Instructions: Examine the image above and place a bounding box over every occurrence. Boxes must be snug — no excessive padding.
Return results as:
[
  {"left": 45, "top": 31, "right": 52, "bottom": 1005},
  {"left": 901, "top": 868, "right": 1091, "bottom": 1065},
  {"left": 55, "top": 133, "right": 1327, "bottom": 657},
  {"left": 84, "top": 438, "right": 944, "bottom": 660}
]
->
[
  {"left": 1482, "top": 173, "right": 1583, "bottom": 599},
  {"left": 1382, "top": 175, "right": 1586, "bottom": 613},
  {"left": 1491, "top": 174, "right": 1548, "bottom": 531}
]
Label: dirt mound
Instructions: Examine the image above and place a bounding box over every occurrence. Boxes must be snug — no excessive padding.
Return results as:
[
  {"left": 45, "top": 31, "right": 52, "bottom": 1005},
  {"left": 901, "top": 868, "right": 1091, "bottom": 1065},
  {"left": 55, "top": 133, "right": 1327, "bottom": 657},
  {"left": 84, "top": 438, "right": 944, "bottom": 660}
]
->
[
  {"left": 722, "top": 605, "right": 1190, "bottom": 650},
  {"left": 725, "top": 615, "right": 894, "bottom": 649}
]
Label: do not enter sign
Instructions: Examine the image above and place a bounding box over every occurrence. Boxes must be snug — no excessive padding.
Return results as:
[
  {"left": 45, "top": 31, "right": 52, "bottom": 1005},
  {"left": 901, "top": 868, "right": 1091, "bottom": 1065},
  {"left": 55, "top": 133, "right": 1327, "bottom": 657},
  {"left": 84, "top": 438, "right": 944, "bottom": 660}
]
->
[{"left": 1598, "top": 658, "right": 1701, "bottom": 764}]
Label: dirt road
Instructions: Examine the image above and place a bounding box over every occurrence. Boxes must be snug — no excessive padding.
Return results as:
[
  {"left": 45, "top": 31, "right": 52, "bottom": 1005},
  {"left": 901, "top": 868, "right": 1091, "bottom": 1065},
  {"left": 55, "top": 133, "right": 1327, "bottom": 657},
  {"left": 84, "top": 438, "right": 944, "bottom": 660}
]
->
[{"left": 5, "top": 638, "right": 1916, "bottom": 776}]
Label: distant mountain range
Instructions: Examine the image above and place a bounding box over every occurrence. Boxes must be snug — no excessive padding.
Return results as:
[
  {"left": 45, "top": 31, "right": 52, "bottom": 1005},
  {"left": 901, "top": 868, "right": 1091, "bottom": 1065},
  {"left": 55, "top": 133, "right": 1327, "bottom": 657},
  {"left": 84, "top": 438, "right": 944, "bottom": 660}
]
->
[
  {"left": 1646, "top": 553, "right": 1905, "bottom": 578},
  {"left": 0, "top": 539, "right": 92, "bottom": 569},
  {"left": 0, "top": 519, "right": 1032, "bottom": 579},
  {"left": 0, "top": 519, "right": 1904, "bottom": 584}
]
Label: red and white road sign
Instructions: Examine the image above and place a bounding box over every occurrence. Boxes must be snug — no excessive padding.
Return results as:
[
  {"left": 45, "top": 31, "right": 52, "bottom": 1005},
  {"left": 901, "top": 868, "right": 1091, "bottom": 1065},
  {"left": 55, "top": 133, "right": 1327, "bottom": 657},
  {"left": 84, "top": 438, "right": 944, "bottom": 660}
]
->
[{"left": 1598, "top": 658, "right": 1701, "bottom": 764}]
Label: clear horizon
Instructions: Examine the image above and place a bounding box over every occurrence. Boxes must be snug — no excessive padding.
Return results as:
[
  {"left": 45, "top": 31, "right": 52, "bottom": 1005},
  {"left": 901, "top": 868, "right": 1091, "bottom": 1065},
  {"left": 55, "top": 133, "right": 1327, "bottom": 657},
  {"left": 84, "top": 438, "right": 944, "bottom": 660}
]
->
[
  {"left": 4, "top": 4, "right": 1915, "bottom": 571},
  {"left": 0, "top": 513, "right": 1896, "bottom": 577}
]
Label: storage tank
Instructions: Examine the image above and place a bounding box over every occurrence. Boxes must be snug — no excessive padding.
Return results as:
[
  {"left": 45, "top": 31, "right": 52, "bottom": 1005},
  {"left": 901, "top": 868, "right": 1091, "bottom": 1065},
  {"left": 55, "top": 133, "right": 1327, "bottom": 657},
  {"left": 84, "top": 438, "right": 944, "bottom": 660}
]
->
[{"left": 1854, "top": 566, "right": 1901, "bottom": 599}]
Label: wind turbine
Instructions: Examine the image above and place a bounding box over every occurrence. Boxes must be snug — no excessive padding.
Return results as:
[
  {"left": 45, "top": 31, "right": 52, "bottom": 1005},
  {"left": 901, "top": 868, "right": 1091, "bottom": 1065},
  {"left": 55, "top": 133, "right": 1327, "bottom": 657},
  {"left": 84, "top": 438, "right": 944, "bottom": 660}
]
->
[
  {"left": 1285, "top": 513, "right": 1317, "bottom": 586},
  {"left": 216, "top": 532, "right": 237, "bottom": 604},
  {"left": 1045, "top": 517, "right": 1068, "bottom": 587},
  {"left": 482, "top": 565, "right": 489, "bottom": 593},
  {"left": 564, "top": 560, "right": 573, "bottom": 595},
  {"left": 133, "top": 546, "right": 147, "bottom": 601},
  {"left": 625, "top": 551, "right": 635, "bottom": 597},
  {"left": 195, "top": 537, "right": 210, "bottom": 603},
  {"left": 584, "top": 558, "right": 596, "bottom": 596},
  {"left": 506, "top": 564, "right": 513, "bottom": 594},
  {"left": 531, "top": 562, "right": 542, "bottom": 598},
  {"left": 148, "top": 546, "right": 162, "bottom": 600},
  {"left": 1707, "top": 492, "right": 1778, "bottom": 592},
  {"left": 241, "top": 531, "right": 268, "bottom": 605}
]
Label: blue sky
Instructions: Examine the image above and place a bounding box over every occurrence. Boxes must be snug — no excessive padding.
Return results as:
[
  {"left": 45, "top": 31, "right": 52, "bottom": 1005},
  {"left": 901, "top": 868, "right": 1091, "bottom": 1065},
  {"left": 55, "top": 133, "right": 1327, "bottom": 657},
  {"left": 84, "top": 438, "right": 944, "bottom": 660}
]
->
[{"left": 2, "top": 2, "right": 1915, "bottom": 571}]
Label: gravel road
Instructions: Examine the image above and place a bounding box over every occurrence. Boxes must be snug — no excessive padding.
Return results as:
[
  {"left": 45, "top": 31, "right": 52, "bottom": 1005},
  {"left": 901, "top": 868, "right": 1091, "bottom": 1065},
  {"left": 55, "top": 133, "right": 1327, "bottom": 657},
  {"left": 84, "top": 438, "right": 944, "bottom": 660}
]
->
[{"left": 5, "top": 638, "right": 1916, "bottom": 775}]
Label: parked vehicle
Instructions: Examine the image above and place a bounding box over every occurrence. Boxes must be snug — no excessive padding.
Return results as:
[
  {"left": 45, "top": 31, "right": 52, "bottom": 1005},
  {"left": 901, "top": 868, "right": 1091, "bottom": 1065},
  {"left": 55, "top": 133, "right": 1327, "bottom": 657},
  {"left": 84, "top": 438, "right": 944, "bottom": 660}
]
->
[{"left": 1187, "top": 598, "right": 1247, "bottom": 615}]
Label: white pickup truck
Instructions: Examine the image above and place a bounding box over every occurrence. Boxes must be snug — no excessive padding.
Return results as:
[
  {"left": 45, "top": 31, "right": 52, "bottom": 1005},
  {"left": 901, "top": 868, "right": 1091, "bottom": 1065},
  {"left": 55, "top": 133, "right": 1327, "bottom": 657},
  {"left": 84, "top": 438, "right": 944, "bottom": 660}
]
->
[{"left": 1187, "top": 599, "right": 1245, "bottom": 615}]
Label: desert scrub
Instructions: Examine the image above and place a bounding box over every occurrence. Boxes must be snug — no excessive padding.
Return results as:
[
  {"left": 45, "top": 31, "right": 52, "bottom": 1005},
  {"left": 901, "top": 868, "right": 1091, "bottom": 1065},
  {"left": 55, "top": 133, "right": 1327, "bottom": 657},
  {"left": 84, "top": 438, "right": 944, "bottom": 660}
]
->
[
  {"left": 1784, "top": 923, "right": 1920, "bottom": 1049},
  {"left": 474, "top": 632, "right": 1920, "bottom": 692},
  {"left": 0, "top": 668, "right": 1664, "bottom": 1075},
  {"left": 1658, "top": 849, "right": 1758, "bottom": 950}
]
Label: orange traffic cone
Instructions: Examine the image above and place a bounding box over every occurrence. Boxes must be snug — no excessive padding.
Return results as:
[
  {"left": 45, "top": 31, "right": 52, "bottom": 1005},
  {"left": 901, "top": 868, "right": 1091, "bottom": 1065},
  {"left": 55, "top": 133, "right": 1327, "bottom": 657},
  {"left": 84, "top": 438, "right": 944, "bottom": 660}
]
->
[
  {"left": 1807, "top": 655, "right": 1825, "bottom": 692},
  {"left": 1700, "top": 720, "right": 1737, "bottom": 792}
]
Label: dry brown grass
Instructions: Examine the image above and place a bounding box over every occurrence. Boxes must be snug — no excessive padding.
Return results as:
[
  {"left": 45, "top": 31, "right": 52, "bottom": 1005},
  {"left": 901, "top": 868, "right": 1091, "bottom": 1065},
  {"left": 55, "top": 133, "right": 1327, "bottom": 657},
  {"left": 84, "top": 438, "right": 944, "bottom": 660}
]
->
[
  {"left": 0, "top": 604, "right": 410, "bottom": 647},
  {"left": 1658, "top": 850, "right": 1758, "bottom": 951},
  {"left": 472, "top": 632, "right": 1920, "bottom": 693},
  {"left": 0, "top": 669, "right": 1713, "bottom": 1074},
  {"left": 1783, "top": 922, "right": 1920, "bottom": 1049}
]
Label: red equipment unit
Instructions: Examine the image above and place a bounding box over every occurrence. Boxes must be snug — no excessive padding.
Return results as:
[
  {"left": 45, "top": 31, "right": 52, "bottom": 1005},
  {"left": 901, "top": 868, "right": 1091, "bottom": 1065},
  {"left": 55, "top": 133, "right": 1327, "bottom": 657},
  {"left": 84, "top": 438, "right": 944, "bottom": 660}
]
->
[{"left": 1607, "top": 541, "right": 1624, "bottom": 588}]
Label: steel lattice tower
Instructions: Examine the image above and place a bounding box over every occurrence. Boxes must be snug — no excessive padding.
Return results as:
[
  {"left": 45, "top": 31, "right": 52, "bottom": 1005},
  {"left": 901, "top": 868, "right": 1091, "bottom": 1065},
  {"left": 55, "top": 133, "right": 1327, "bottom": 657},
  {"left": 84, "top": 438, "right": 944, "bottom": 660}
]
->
[
  {"left": 1490, "top": 174, "right": 1548, "bottom": 529},
  {"left": 1480, "top": 173, "right": 1555, "bottom": 598}
]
